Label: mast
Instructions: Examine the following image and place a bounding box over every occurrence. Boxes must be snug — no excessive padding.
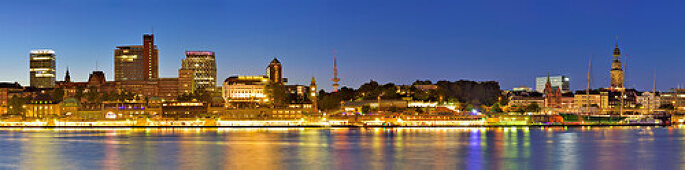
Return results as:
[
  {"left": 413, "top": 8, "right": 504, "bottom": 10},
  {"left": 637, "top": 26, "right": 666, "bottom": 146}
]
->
[
  {"left": 331, "top": 50, "right": 340, "bottom": 92},
  {"left": 586, "top": 54, "right": 592, "bottom": 114}
]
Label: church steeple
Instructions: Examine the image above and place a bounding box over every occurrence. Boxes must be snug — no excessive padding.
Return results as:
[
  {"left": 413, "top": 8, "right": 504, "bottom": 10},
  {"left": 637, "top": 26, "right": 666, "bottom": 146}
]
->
[
  {"left": 64, "top": 67, "right": 71, "bottom": 82},
  {"left": 613, "top": 37, "right": 621, "bottom": 57},
  {"left": 610, "top": 37, "right": 625, "bottom": 91}
]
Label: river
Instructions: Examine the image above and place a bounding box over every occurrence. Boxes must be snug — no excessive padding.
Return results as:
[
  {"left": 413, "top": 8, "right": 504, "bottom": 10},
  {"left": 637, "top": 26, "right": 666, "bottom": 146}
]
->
[{"left": 0, "top": 126, "right": 682, "bottom": 169}]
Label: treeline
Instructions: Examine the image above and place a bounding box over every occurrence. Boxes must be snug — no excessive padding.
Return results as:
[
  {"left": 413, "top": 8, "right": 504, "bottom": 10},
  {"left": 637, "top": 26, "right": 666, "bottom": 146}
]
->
[{"left": 317, "top": 79, "right": 502, "bottom": 111}]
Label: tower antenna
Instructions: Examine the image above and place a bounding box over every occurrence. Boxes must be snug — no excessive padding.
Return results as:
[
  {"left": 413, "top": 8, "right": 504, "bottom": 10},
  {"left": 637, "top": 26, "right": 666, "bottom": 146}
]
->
[{"left": 331, "top": 50, "right": 340, "bottom": 92}]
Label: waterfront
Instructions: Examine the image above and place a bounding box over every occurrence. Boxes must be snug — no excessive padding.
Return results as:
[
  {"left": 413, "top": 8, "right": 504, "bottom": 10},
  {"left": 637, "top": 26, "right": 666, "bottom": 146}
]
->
[{"left": 0, "top": 127, "right": 682, "bottom": 169}]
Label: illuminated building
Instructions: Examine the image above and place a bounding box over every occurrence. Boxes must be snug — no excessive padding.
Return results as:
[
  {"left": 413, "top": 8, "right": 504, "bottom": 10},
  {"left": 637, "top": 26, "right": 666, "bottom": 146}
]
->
[
  {"left": 636, "top": 92, "right": 661, "bottom": 110},
  {"left": 222, "top": 76, "right": 269, "bottom": 108},
  {"left": 114, "top": 34, "right": 158, "bottom": 81},
  {"left": 181, "top": 51, "right": 217, "bottom": 92},
  {"left": 24, "top": 94, "right": 61, "bottom": 118},
  {"left": 157, "top": 78, "right": 179, "bottom": 101},
  {"left": 29, "top": 49, "right": 56, "bottom": 88},
  {"left": 161, "top": 102, "right": 208, "bottom": 118},
  {"left": 573, "top": 92, "right": 609, "bottom": 109},
  {"left": 660, "top": 89, "right": 685, "bottom": 111},
  {"left": 0, "top": 82, "right": 23, "bottom": 114},
  {"left": 115, "top": 80, "right": 158, "bottom": 98},
  {"left": 610, "top": 39, "right": 624, "bottom": 91},
  {"left": 507, "top": 96, "right": 544, "bottom": 108},
  {"left": 512, "top": 86, "right": 533, "bottom": 92},
  {"left": 178, "top": 69, "right": 194, "bottom": 94},
  {"left": 535, "top": 75, "right": 569, "bottom": 93},
  {"left": 266, "top": 57, "right": 283, "bottom": 84}
]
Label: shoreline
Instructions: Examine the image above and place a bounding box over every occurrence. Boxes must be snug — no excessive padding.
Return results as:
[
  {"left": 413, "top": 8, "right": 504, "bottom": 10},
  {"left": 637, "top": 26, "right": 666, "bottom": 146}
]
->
[{"left": 0, "top": 124, "right": 672, "bottom": 128}]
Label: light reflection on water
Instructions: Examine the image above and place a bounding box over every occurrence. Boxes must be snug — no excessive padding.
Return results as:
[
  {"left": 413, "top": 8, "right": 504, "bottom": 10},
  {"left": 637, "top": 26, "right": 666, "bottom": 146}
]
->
[{"left": 0, "top": 127, "right": 683, "bottom": 169}]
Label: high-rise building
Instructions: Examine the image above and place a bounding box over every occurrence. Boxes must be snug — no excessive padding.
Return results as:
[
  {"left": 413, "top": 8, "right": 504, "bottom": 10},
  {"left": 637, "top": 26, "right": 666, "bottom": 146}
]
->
[
  {"left": 610, "top": 40, "right": 624, "bottom": 91},
  {"left": 535, "top": 75, "right": 569, "bottom": 93},
  {"left": 29, "top": 49, "right": 56, "bottom": 88},
  {"left": 180, "top": 51, "right": 217, "bottom": 92},
  {"left": 266, "top": 57, "right": 283, "bottom": 84},
  {"left": 114, "top": 34, "right": 158, "bottom": 81}
]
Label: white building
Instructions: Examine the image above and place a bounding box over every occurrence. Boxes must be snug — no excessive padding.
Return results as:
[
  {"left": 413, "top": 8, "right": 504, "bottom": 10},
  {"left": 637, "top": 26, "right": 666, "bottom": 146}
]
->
[{"left": 222, "top": 76, "right": 269, "bottom": 107}]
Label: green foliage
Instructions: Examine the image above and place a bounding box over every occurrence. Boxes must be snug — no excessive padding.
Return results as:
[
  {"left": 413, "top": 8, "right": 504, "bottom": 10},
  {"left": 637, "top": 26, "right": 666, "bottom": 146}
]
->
[
  {"left": 361, "top": 105, "right": 371, "bottom": 114},
  {"left": 412, "top": 80, "right": 433, "bottom": 85},
  {"left": 660, "top": 103, "right": 675, "bottom": 110},
  {"left": 8, "top": 95, "right": 31, "bottom": 115},
  {"left": 490, "top": 103, "right": 503, "bottom": 113},
  {"left": 51, "top": 88, "right": 65, "bottom": 101},
  {"left": 264, "top": 83, "right": 288, "bottom": 108},
  {"left": 525, "top": 103, "right": 541, "bottom": 112},
  {"left": 177, "top": 89, "right": 212, "bottom": 103}
]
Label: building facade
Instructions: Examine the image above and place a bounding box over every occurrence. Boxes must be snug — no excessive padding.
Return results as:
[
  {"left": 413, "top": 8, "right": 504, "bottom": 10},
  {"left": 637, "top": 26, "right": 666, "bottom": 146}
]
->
[
  {"left": 222, "top": 76, "right": 269, "bottom": 108},
  {"left": 535, "top": 75, "right": 569, "bottom": 93},
  {"left": 114, "top": 34, "right": 158, "bottom": 81},
  {"left": 180, "top": 51, "right": 217, "bottom": 93},
  {"left": 636, "top": 92, "right": 661, "bottom": 111},
  {"left": 29, "top": 49, "right": 56, "bottom": 88}
]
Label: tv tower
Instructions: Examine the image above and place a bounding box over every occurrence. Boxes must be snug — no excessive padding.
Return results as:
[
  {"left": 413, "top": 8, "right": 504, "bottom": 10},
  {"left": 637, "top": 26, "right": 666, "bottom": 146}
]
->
[{"left": 331, "top": 50, "right": 340, "bottom": 92}]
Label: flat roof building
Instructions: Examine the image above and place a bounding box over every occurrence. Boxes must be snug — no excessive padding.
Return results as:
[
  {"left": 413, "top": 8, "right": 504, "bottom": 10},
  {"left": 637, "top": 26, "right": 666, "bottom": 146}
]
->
[
  {"left": 29, "top": 49, "right": 56, "bottom": 88},
  {"left": 114, "top": 34, "right": 158, "bottom": 81}
]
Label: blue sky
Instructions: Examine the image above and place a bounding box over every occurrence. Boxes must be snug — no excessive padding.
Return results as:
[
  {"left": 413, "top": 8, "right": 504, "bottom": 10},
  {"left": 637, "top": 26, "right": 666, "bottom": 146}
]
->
[{"left": 1, "top": 0, "right": 685, "bottom": 92}]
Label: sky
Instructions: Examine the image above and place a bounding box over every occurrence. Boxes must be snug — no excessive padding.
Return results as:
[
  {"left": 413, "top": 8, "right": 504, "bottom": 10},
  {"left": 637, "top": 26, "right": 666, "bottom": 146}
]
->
[{"left": 1, "top": 0, "right": 685, "bottom": 92}]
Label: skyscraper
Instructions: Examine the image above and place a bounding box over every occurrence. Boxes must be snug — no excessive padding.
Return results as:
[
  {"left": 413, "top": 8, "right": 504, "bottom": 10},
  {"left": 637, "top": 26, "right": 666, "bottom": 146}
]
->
[
  {"left": 610, "top": 40, "right": 624, "bottom": 91},
  {"left": 114, "top": 34, "right": 158, "bottom": 81},
  {"left": 266, "top": 57, "right": 283, "bottom": 84},
  {"left": 180, "top": 51, "right": 217, "bottom": 92},
  {"left": 29, "top": 49, "right": 56, "bottom": 88}
]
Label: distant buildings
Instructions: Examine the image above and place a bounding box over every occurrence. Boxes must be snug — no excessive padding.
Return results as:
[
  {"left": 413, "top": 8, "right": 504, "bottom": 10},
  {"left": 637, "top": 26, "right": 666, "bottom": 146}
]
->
[
  {"left": 535, "top": 75, "right": 569, "bottom": 93},
  {"left": 114, "top": 34, "right": 158, "bottom": 81},
  {"left": 573, "top": 91, "right": 609, "bottom": 109},
  {"left": 180, "top": 51, "right": 217, "bottom": 93},
  {"left": 29, "top": 49, "right": 56, "bottom": 88}
]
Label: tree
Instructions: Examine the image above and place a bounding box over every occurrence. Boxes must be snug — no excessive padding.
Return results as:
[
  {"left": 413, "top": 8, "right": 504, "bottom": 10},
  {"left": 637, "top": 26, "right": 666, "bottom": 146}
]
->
[
  {"left": 8, "top": 95, "right": 31, "bottom": 115},
  {"left": 361, "top": 105, "right": 371, "bottom": 114},
  {"left": 490, "top": 103, "right": 503, "bottom": 113},
  {"left": 52, "top": 88, "right": 65, "bottom": 101},
  {"left": 660, "top": 103, "right": 675, "bottom": 110},
  {"left": 525, "top": 103, "right": 541, "bottom": 113},
  {"left": 264, "top": 83, "right": 288, "bottom": 108}
]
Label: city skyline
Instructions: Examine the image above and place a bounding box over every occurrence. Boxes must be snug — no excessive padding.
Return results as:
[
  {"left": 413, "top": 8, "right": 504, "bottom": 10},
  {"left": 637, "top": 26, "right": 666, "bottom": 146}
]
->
[{"left": 3, "top": 1, "right": 685, "bottom": 92}]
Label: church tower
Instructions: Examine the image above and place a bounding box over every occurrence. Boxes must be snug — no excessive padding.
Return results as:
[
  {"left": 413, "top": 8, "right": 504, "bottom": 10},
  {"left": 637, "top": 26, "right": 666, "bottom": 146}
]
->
[
  {"left": 310, "top": 77, "right": 317, "bottom": 110},
  {"left": 610, "top": 39, "right": 624, "bottom": 91},
  {"left": 64, "top": 67, "right": 71, "bottom": 82}
]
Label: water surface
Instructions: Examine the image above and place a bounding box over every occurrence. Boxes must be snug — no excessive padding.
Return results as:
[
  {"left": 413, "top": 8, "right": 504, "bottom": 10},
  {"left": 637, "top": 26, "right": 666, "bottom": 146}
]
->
[{"left": 0, "top": 127, "right": 682, "bottom": 169}]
